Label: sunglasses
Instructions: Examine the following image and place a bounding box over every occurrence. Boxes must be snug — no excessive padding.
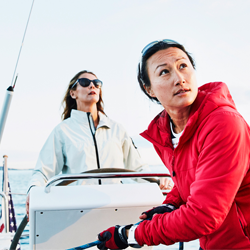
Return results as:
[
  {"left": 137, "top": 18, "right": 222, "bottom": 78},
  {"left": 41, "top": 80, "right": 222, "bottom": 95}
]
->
[
  {"left": 141, "top": 39, "right": 179, "bottom": 56},
  {"left": 71, "top": 78, "right": 103, "bottom": 89}
]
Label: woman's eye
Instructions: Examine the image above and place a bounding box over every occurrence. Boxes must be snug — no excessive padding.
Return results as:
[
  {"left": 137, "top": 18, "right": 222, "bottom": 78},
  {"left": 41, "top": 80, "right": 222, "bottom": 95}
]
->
[
  {"left": 160, "top": 69, "right": 169, "bottom": 76},
  {"left": 180, "top": 64, "right": 187, "bottom": 69}
]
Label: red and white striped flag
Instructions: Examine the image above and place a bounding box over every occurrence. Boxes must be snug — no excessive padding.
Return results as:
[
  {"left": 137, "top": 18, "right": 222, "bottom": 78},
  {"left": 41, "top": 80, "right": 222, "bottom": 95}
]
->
[
  {"left": 1, "top": 168, "right": 21, "bottom": 249},
  {"left": 0, "top": 213, "right": 4, "bottom": 232}
]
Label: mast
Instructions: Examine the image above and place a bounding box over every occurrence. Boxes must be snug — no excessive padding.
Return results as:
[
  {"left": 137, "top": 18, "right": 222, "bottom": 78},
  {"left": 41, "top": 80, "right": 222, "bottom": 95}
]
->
[
  {"left": 0, "top": 77, "right": 17, "bottom": 146},
  {"left": 0, "top": 0, "right": 35, "bottom": 147}
]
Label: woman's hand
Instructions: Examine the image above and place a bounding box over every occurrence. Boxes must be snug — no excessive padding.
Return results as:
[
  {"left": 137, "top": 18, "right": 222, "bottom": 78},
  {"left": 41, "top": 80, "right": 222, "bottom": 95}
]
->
[
  {"left": 97, "top": 225, "right": 131, "bottom": 249},
  {"left": 26, "top": 193, "right": 30, "bottom": 222},
  {"left": 159, "top": 177, "right": 174, "bottom": 190},
  {"left": 139, "top": 204, "right": 176, "bottom": 220}
]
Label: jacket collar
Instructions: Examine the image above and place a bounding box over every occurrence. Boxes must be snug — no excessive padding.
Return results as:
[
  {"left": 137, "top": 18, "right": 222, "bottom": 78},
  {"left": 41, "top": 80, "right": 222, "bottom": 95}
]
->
[
  {"left": 141, "top": 82, "right": 237, "bottom": 148},
  {"left": 70, "top": 109, "right": 111, "bottom": 129},
  {"left": 98, "top": 112, "right": 111, "bottom": 129}
]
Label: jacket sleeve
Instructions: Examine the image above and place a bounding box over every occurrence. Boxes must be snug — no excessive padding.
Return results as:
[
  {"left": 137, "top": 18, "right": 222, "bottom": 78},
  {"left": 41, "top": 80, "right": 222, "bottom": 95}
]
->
[
  {"left": 162, "top": 185, "right": 184, "bottom": 208},
  {"left": 27, "top": 128, "right": 64, "bottom": 191},
  {"left": 135, "top": 111, "right": 250, "bottom": 246},
  {"left": 122, "top": 131, "right": 150, "bottom": 173},
  {"left": 152, "top": 143, "right": 184, "bottom": 208}
]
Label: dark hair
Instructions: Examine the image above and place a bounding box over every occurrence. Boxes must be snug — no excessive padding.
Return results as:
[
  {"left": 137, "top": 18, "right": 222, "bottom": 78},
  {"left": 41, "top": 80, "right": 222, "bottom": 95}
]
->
[
  {"left": 61, "top": 70, "right": 105, "bottom": 120},
  {"left": 137, "top": 41, "right": 195, "bottom": 103}
]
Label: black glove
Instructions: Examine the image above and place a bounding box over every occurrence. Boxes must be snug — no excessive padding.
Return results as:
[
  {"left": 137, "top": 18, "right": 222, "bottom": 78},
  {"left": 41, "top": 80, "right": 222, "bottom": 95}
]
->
[
  {"left": 142, "top": 204, "right": 176, "bottom": 220},
  {"left": 97, "top": 224, "right": 132, "bottom": 250}
]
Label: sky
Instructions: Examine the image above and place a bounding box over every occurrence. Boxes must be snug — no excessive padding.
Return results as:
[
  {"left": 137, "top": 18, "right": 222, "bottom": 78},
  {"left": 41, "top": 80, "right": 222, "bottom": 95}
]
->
[{"left": 0, "top": 0, "right": 250, "bottom": 169}]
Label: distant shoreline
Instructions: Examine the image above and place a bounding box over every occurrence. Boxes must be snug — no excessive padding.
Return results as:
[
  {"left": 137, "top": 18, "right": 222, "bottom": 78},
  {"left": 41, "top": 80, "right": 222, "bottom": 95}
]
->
[{"left": 0, "top": 166, "right": 33, "bottom": 171}]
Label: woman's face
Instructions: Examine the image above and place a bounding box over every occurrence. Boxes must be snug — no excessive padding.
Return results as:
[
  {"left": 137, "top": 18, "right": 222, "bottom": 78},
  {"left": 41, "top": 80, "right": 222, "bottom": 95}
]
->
[
  {"left": 145, "top": 47, "right": 198, "bottom": 115},
  {"left": 70, "top": 73, "right": 100, "bottom": 108}
]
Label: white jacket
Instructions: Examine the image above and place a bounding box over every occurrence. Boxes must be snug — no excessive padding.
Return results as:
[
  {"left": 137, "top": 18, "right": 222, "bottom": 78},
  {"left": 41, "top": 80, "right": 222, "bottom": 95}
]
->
[{"left": 28, "top": 110, "right": 149, "bottom": 190}]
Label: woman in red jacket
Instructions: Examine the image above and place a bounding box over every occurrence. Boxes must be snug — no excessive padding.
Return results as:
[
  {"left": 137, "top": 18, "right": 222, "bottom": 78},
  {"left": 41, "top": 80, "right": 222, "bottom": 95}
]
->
[{"left": 97, "top": 40, "right": 250, "bottom": 249}]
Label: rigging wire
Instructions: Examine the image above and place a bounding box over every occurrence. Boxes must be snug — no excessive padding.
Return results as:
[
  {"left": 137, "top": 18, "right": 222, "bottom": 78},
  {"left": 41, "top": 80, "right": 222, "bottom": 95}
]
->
[
  {"left": 10, "top": 0, "right": 35, "bottom": 87},
  {"left": 12, "top": 74, "right": 18, "bottom": 89}
]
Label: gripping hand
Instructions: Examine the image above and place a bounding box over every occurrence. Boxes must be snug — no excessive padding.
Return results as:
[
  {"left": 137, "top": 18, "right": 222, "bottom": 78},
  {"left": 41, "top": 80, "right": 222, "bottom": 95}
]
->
[
  {"left": 141, "top": 204, "right": 176, "bottom": 220},
  {"left": 97, "top": 225, "right": 132, "bottom": 250}
]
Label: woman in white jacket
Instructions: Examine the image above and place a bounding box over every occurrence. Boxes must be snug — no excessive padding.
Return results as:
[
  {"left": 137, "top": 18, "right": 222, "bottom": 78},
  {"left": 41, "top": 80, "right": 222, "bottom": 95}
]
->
[{"left": 26, "top": 70, "right": 172, "bottom": 219}]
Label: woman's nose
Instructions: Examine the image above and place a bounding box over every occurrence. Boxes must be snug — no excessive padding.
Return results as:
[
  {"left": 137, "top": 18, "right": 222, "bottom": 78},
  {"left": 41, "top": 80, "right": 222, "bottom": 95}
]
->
[
  {"left": 89, "top": 81, "right": 95, "bottom": 88},
  {"left": 174, "top": 71, "right": 185, "bottom": 86}
]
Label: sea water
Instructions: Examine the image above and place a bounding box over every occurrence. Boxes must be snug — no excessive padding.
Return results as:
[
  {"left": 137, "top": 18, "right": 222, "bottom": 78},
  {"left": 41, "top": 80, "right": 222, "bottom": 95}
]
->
[{"left": 0, "top": 168, "right": 199, "bottom": 250}]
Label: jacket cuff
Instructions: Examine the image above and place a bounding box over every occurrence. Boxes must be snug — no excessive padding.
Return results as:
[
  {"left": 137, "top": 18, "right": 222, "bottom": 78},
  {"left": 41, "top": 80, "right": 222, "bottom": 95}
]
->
[{"left": 128, "top": 224, "right": 141, "bottom": 248}]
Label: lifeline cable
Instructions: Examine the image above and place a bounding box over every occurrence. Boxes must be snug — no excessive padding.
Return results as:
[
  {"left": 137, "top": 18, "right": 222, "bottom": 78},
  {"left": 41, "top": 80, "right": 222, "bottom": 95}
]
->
[
  {"left": 67, "top": 240, "right": 100, "bottom": 250},
  {"left": 68, "top": 240, "right": 184, "bottom": 250}
]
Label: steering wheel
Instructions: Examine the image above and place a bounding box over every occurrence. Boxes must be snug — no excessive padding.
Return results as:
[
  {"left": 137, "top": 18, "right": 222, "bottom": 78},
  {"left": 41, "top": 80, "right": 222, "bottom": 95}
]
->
[{"left": 56, "top": 168, "right": 160, "bottom": 186}]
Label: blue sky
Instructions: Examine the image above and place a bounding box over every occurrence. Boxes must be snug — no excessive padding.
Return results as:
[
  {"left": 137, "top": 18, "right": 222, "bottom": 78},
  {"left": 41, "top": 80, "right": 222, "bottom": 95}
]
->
[{"left": 0, "top": 0, "right": 250, "bottom": 168}]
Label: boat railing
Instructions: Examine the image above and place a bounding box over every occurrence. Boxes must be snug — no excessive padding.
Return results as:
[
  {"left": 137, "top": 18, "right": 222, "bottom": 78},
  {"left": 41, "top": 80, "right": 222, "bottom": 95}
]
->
[{"left": 45, "top": 172, "right": 171, "bottom": 193}]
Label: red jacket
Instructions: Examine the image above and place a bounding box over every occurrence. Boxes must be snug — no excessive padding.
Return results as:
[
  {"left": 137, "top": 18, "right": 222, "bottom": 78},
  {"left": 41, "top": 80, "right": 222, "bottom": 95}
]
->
[{"left": 136, "top": 82, "right": 250, "bottom": 249}]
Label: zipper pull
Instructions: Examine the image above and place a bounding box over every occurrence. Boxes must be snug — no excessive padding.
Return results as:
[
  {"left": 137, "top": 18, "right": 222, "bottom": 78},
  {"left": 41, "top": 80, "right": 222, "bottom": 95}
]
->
[{"left": 171, "top": 156, "right": 176, "bottom": 177}]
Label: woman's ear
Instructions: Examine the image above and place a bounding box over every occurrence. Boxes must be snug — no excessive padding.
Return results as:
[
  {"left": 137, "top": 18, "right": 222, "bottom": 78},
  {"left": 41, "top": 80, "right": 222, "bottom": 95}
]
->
[
  {"left": 143, "top": 85, "right": 156, "bottom": 97},
  {"left": 70, "top": 89, "right": 76, "bottom": 99}
]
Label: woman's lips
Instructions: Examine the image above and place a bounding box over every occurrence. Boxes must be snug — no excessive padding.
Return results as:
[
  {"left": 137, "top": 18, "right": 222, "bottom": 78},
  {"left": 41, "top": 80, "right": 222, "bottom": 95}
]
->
[{"left": 174, "top": 88, "right": 190, "bottom": 96}]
